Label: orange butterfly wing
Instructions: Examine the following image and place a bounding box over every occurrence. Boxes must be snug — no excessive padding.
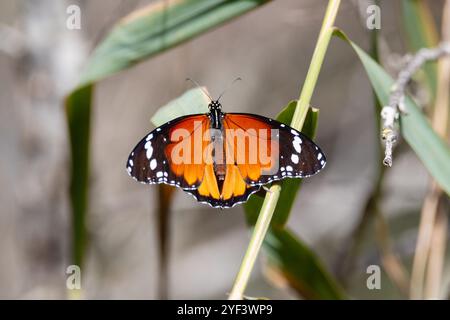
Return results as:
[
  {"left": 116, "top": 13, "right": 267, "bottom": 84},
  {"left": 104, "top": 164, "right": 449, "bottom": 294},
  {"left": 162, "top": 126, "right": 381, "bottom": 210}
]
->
[
  {"left": 223, "top": 113, "right": 326, "bottom": 186},
  {"left": 187, "top": 163, "right": 260, "bottom": 208}
]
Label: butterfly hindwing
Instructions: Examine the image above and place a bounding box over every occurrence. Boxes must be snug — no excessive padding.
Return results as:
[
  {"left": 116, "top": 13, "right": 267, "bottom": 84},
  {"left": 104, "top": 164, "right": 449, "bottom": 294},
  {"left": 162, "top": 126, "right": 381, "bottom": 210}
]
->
[{"left": 184, "top": 164, "right": 261, "bottom": 208}]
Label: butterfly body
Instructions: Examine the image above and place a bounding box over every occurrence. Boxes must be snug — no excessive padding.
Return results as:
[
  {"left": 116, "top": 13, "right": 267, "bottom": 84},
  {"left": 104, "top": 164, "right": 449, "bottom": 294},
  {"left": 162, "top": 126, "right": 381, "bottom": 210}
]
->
[
  {"left": 127, "top": 100, "right": 326, "bottom": 208},
  {"left": 208, "top": 100, "right": 224, "bottom": 130},
  {"left": 208, "top": 102, "right": 233, "bottom": 192}
]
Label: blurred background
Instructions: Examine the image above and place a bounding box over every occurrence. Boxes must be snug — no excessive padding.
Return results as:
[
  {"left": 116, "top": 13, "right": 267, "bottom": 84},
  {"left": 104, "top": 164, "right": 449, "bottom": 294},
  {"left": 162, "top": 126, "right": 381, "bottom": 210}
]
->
[{"left": 0, "top": 0, "right": 448, "bottom": 299}]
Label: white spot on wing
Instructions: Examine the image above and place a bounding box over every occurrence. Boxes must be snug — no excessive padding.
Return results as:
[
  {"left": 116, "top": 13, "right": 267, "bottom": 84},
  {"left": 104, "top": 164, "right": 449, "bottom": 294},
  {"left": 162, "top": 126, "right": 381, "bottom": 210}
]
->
[
  {"left": 156, "top": 171, "right": 163, "bottom": 178},
  {"left": 291, "top": 129, "right": 299, "bottom": 136},
  {"left": 146, "top": 134, "right": 153, "bottom": 141},
  {"left": 146, "top": 145, "right": 153, "bottom": 159},
  {"left": 129, "top": 159, "right": 134, "bottom": 167},
  {"left": 291, "top": 154, "right": 299, "bottom": 164},
  {"left": 293, "top": 139, "right": 301, "bottom": 153},
  {"left": 318, "top": 153, "right": 323, "bottom": 160},
  {"left": 150, "top": 159, "right": 157, "bottom": 170},
  {"left": 286, "top": 165, "right": 293, "bottom": 172}
]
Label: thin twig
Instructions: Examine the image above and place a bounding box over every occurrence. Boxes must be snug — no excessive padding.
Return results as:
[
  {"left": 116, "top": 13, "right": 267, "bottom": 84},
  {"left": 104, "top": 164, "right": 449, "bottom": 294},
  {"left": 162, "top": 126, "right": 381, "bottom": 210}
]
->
[
  {"left": 375, "top": 212, "right": 410, "bottom": 296},
  {"left": 432, "top": 0, "right": 450, "bottom": 138},
  {"left": 410, "top": 181, "right": 441, "bottom": 299},
  {"left": 156, "top": 185, "right": 174, "bottom": 299},
  {"left": 424, "top": 188, "right": 448, "bottom": 299},
  {"left": 380, "top": 42, "right": 450, "bottom": 167},
  {"left": 411, "top": 0, "right": 450, "bottom": 300},
  {"left": 228, "top": 0, "right": 341, "bottom": 300}
]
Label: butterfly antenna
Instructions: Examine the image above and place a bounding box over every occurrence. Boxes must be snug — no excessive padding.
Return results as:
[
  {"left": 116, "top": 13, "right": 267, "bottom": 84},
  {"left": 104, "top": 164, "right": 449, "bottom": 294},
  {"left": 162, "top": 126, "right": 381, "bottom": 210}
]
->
[
  {"left": 186, "top": 78, "right": 213, "bottom": 102},
  {"left": 217, "top": 77, "right": 242, "bottom": 102}
]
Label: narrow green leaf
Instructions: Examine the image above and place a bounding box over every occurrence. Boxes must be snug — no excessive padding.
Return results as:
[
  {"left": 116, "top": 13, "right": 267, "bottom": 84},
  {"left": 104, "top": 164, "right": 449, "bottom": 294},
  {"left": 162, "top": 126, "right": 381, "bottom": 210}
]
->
[
  {"left": 244, "top": 101, "right": 319, "bottom": 227},
  {"left": 64, "top": 0, "right": 271, "bottom": 267},
  {"left": 65, "top": 85, "right": 92, "bottom": 266},
  {"left": 334, "top": 29, "right": 450, "bottom": 196},
  {"left": 264, "top": 228, "right": 345, "bottom": 300},
  {"left": 402, "top": 0, "right": 438, "bottom": 50},
  {"left": 80, "top": 0, "right": 271, "bottom": 86},
  {"left": 402, "top": 0, "right": 438, "bottom": 97}
]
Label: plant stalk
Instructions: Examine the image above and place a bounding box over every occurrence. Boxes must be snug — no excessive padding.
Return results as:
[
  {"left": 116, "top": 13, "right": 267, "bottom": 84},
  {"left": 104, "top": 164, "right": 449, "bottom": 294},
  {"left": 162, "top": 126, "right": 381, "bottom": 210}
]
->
[
  {"left": 228, "top": 0, "right": 341, "bottom": 300},
  {"left": 228, "top": 185, "right": 281, "bottom": 300},
  {"left": 411, "top": 0, "right": 450, "bottom": 300},
  {"left": 291, "top": 0, "right": 341, "bottom": 129}
]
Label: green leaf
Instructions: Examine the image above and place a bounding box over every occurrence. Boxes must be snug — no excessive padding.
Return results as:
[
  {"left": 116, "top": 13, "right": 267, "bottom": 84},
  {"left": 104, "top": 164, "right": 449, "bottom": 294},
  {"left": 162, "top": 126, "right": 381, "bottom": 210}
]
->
[
  {"left": 65, "top": 85, "right": 92, "bottom": 267},
  {"left": 401, "top": 0, "right": 438, "bottom": 98},
  {"left": 264, "top": 228, "right": 345, "bottom": 300},
  {"left": 402, "top": 0, "right": 439, "bottom": 51},
  {"left": 334, "top": 29, "right": 450, "bottom": 196},
  {"left": 79, "top": 0, "right": 271, "bottom": 86},
  {"left": 244, "top": 101, "right": 319, "bottom": 227},
  {"left": 64, "top": 0, "right": 271, "bottom": 266},
  {"left": 151, "top": 87, "right": 210, "bottom": 126}
]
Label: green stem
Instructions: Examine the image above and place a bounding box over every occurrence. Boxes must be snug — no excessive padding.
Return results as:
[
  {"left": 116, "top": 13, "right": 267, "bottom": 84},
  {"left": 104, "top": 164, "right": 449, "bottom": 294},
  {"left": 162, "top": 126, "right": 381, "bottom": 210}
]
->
[
  {"left": 228, "top": 0, "right": 341, "bottom": 300},
  {"left": 291, "top": 0, "right": 341, "bottom": 130},
  {"left": 228, "top": 185, "right": 281, "bottom": 300}
]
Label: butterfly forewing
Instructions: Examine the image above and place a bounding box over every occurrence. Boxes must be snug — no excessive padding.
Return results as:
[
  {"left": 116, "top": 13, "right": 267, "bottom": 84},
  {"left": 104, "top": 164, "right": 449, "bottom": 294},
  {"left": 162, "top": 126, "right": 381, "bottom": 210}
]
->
[{"left": 126, "top": 114, "right": 209, "bottom": 190}]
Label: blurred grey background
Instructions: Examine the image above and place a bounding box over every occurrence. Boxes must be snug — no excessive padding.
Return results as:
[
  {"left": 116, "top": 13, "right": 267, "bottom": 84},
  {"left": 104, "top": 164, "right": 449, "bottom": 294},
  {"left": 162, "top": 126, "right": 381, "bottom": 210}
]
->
[{"left": 0, "top": 0, "right": 447, "bottom": 299}]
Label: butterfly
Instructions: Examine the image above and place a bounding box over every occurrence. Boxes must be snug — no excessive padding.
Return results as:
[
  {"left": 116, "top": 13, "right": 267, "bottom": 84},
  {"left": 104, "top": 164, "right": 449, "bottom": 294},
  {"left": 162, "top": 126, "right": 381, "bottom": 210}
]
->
[{"left": 126, "top": 93, "right": 326, "bottom": 208}]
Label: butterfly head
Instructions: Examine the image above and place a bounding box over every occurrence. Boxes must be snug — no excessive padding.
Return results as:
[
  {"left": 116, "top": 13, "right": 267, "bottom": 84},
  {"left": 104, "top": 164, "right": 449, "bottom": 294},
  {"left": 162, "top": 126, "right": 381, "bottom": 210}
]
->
[{"left": 208, "top": 100, "right": 222, "bottom": 111}]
